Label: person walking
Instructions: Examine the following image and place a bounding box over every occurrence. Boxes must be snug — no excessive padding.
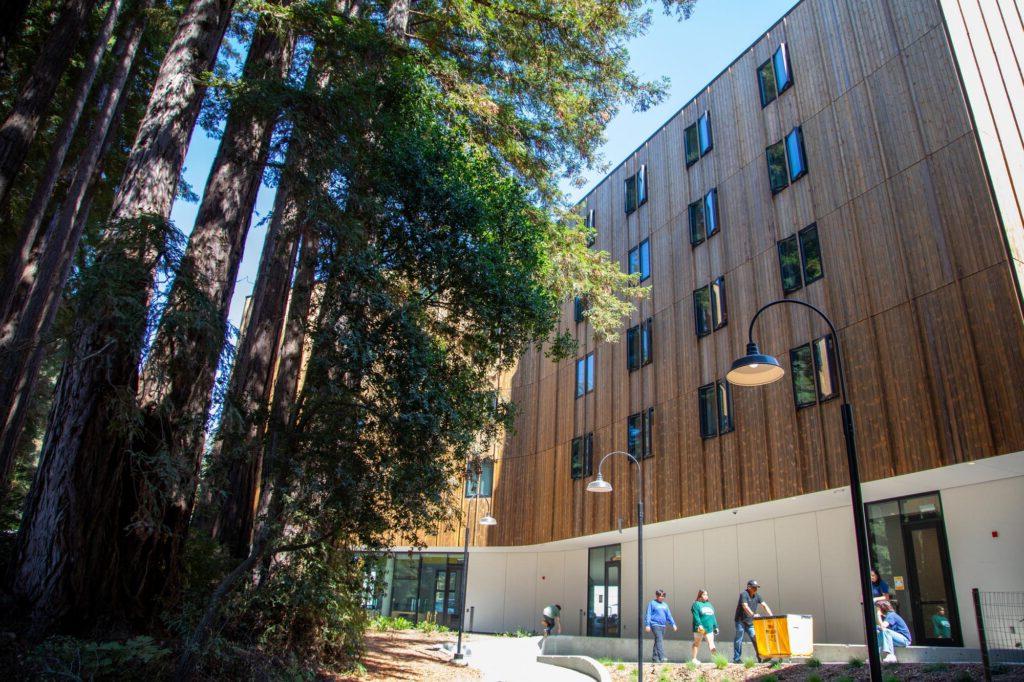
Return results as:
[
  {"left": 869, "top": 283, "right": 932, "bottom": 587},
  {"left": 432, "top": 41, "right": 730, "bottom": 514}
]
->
[
  {"left": 733, "top": 579, "right": 772, "bottom": 663},
  {"left": 644, "top": 589, "right": 677, "bottom": 663},
  {"left": 539, "top": 604, "right": 561, "bottom": 648},
  {"left": 876, "top": 600, "right": 911, "bottom": 663},
  {"left": 690, "top": 589, "right": 719, "bottom": 664}
]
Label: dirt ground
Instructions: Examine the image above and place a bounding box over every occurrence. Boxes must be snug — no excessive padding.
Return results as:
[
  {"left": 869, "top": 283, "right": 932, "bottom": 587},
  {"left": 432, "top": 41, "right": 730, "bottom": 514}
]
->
[
  {"left": 331, "top": 630, "right": 482, "bottom": 681},
  {"left": 603, "top": 659, "right": 1024, "bottom": 681}
]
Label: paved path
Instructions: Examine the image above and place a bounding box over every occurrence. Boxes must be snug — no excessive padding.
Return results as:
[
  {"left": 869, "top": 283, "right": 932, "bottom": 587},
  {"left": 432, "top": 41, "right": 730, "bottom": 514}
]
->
[{"left": 463, "top": 635, "right": 590, "bottom": 681}]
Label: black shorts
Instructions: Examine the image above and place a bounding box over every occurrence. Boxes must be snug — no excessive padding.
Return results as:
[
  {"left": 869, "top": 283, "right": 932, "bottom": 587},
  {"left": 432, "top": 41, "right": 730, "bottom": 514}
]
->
[{"left": 542, "top": 617, "right": 555, "bottom": 634}]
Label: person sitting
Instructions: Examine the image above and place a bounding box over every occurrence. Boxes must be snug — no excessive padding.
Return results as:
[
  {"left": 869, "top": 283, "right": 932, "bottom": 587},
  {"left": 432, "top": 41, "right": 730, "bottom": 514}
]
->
[
  {"left": 876, "top": 600, "right": 911, "bottom": 663},
  {"left": 870, "top": 568, "right": 891, "bottom": 603}
]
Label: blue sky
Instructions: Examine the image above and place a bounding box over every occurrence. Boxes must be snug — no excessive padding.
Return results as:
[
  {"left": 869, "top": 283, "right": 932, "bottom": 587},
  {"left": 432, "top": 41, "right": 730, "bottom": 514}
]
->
[{"left": 169, "top": 0, "right": 799, "bottom": 333}]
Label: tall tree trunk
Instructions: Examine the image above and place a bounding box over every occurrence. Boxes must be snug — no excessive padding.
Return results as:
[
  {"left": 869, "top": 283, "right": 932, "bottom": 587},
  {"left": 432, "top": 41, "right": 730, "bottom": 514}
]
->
[
  {"left": 0, "top": 0, "right": 97, "bottom": 213},
  {"left": 13, "top": 0, "right": 233, "bottom": 634},
  {"left": 0, "top": 0, "right": 33, "bottom": 79},
  {"left": 132, "top": 11, "right": 294, "bottom": 568},
  {"left": 0, "top": 3, "right": 148, "bottom": 505},
  {"left": 0, "top": 0, "right": 126, "bottom": 328}
]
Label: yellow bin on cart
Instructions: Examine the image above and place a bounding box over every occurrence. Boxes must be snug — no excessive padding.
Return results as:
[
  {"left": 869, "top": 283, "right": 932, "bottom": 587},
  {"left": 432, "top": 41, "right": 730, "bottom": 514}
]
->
[{"left": 753, "top": 614, "right": 814, "bottom": 659}]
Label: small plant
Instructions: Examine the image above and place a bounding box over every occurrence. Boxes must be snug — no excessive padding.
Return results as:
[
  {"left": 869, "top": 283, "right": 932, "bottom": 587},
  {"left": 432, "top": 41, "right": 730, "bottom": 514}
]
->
[
  {"left": 884, "top": 674, "right": 901, "bottom": 682},
  {"left": 848, "top": 657, "right": 865, "bottom": 668},
  {"left": 742, "top": 658, "right": 756, "bottom": 669},
  {"left": 770, "top": 659, "right": 782, "bottom": 669},
  {"left": 806, "top": 657, "right": 822, "bottom": 668},
  {"left": 808, "top": 675, "right": 823, "bottom": 682},
  {"left": 617, "top": 662, "right": 626, "bottom": 671},
  {"left": 712, "top": 652, "right": 729, "bottom": 669},
  {"left": 597, "top": 657, "right": 614, "bottom": 665},
  {"left": 924, "top": 663, "right": 948, "bottom": 673},
  {"left": 658, "top": 666, "right": 672, "bottom": 682},
  {"left": 835, "top": 677, "right": 855, "bottom": 682},
  {"left": 685, "top": 659, "right": 699, "bottom": 671},
  {"left": 760, "top": 676, "right": 778, "bottom": 682},
  {"left": 952, "top": 670, "right": 974, "bottom": 682}
]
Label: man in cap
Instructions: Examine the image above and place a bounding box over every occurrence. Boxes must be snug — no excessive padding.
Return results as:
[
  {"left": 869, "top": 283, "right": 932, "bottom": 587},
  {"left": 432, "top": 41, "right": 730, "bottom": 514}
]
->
[
  {"left": 644, "top": 589, "right": 677, "bottom": 663},
  {"left": 733, "top": 579, "right": 773, "bottom": 663}
]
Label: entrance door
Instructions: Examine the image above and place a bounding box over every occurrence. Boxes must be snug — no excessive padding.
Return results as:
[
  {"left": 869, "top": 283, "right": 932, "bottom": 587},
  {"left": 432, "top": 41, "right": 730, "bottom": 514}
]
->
[
  {"left": 587, "top": 543, "right": 622, "bottom": 637},
  {"left": 604, "top": 560, "right": 621, "bottom": 637},
  {"left": 867, "top": 493, "right": 961, "bottom": 646},
  {"left": 904, "top": 520, "right": 960, "bottom": 646}
]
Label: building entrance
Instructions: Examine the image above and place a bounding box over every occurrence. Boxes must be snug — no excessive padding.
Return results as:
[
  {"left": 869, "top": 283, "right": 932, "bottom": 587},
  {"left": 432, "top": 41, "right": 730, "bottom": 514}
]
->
[
  {"left": 867, "top": 493, "right": 962, "bottom": 646},
  {"left": 588, "top": 544, "right": 621, "bottom": 637}
]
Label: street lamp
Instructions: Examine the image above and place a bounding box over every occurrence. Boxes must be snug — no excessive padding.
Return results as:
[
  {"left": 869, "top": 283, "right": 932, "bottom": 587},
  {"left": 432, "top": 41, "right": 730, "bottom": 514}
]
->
[
  {"left": 454, "top": 462, "right": 496, "bottom": 661},
  {"left": 727, "top": 299, "right": 882, "bottom": 682},
  {"left": 587, "top": 451, "right": 644, "bottom": 681}
]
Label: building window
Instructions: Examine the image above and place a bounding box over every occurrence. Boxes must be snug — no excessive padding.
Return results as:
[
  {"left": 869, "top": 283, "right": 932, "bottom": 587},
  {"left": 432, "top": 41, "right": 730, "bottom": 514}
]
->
[
  {"left": 699, "top": 379, "right": 733, "bottom": 439},
  {"left": 465, "top": 458, "right": 494, "bottom": 497},
  {"left": 576, "top": 352, "right": 595, "bottom": 398},
  {"left": 574, "top": 294, "right": 590, "bottom": 323},
  {"left": 624, "top": 165, "right": 648, "bottom": 215},
  {"left": 689, "top": 188, "right": 719, "bottom": 246},
  {"left": 777, "top": 223, "right": 824, "bottom": 293},
  {"left": 766, "top": 126, "right": 808, "bottom": 194},
  {"left": 626, "top": 318, "right": 653, "bottom": 371},
  {"left": 698, "top": 111, "right": 713, "bottom": 155},
  {"left": 685, "top": 123, "right": 700, "bottom": 166},
  {"left": 571, "top": 433, "right": 593, "bottom": 480},
  {"left": 627, "top": 408, "right": 654, "bottom": 459},
  {"left": 758, "top": 42, "right": 793, "bottom": 107},
  {"left": 693, "top": 277, "right": 726, "bottom": 337},
  {"left": 628, "top": 239, "right": 651, "bottom": 282},
  {"left": 790, "top": 333, "right": 838, "bottom": 408},
  {"left": 585, "top": 208, "right": 596, "bottom": 247}
]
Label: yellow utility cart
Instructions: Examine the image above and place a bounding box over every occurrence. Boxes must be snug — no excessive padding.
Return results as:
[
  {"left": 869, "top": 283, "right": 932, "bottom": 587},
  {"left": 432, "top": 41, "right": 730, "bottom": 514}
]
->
[{"left": 753, "top": 614, "right": 814, "bottom": 659}]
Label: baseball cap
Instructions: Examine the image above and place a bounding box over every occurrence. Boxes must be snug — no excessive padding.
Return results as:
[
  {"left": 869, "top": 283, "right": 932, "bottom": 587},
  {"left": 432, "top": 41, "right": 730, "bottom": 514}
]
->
[{"left": 746, "top": 580, "right": 760, "bottom": 588}]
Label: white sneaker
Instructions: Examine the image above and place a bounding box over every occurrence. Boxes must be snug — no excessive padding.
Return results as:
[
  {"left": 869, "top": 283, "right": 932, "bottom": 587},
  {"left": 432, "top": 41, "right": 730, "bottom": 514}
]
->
[
  {"left": 691, "top": 658, "right": 700, "bottom": 664},
  {"left": 883, "top": 653, "right": 898, "bottom": 663}
]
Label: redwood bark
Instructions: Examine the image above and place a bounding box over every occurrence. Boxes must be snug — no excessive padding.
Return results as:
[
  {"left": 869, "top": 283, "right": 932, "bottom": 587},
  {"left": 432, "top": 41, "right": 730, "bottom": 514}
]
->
[
  {"left": 13, "top": 0, "right": 234, "bottom": 634},
  {"left": 0, "top": 0, "right": 32, "bottom": 78},
  {"left": 0, "top": 0, "right": 97, "bottom": 211},
  {"left": 0, "top": 3, "right": 148, "bottom": 505}
]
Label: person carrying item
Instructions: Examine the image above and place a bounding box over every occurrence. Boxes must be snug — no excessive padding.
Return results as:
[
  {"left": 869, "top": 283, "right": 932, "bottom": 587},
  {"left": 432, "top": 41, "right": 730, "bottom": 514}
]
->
[
  {"left": 644, "top": 589, "right": 677, "bottom": 663},
  {"left": 539, "top": 604, "right": 561, "bottom": 648},
  {"left": 876, "top": 600, "right": 911, "bottom": 662},
  {"left": 733, "top": 579, "right": 773, "bottom": 663},
  {"left": 690, "top": 589, "right": 719, "bottom": 664}
]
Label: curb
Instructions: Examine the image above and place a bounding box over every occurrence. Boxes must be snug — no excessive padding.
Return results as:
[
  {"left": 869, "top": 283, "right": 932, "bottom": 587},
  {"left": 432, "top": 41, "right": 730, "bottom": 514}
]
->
[{"left": 538, "top": 654, "right": 613, "bottom": 681}]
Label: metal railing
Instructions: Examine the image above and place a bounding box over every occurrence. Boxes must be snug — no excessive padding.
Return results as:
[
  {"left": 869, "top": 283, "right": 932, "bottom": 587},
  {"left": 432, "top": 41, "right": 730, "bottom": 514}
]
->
[{"left": 973, "top": 589, "right": 1024, "bottom": 681}]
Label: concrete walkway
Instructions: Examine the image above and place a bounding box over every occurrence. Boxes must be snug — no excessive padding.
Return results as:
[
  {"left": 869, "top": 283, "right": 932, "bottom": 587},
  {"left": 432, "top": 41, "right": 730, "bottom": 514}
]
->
[{"left": 464, "top": 635, "right": 591, "bottom": 681}]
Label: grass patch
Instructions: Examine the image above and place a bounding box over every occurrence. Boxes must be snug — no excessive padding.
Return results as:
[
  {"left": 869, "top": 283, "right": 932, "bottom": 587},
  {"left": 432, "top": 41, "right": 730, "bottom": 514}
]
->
[
  {"left": 685, "top": 660, "right": 699, "bottom": 671},
  {"left": 370, "top": 615, "right": 414, "bottom": 631},
  {"left": 616, "top": 662, "right": 626, "bottom": 671},
  {"left": 884, "top": 675, "right": 901, "bottom": 682},
  {"left": 770, "top": 659, "right": 782, "bottom": 669},
  {"left": 742, "top": 658, "right": 756, "bottom": 669},
  {"left": 657, "top": 666, "right": 672, "bottom": 682},
  {"left": 806, "top": 657, "right": 822, "bottom": 668},
  {"left": 835, "top": 677, "right": 855, "bottom": 682},
  {"left": 924, "top": 662, "right": 948, "bottom": 673},
  {"left": 808, "top": 675, "right": 823, "bottom": 682},
  {"left": 596, "top": 657, "right": 614, "bottom": 666},
  {"left": 848, "top": 657, "right": 865, "bottom": 668},
  {"left": 760, "top": 676, "right": 778, "bottom": 682},
  {"left": 713, "top": 653, "right": 729, "bottom": 669}
]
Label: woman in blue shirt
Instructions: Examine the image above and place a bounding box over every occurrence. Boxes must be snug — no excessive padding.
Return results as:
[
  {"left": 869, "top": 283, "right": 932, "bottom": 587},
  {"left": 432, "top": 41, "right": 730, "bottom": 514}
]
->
[
  {"left": 644, "top": 589, "right": 677, "bottom": 663},
  {"left": 876, "top": 600, "right": 911, "bottom": 663}
]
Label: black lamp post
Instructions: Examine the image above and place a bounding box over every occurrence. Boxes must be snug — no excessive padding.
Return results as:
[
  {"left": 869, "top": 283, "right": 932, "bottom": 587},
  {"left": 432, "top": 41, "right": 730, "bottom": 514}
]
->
[
  {"left": 727, "top": 299, "right": 881, "bottom": 682},
  {"left": 454, "top": 464, "right": 497, "bottom": 662},
  {"left": 587, "top": 451, "right": 644, "bottom": 680}
]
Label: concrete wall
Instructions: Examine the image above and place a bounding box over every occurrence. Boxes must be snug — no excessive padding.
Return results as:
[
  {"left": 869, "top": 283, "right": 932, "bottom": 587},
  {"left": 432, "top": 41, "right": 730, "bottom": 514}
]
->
[{"left": 460, "top": 459, "right": 1024, "bottom": 646}]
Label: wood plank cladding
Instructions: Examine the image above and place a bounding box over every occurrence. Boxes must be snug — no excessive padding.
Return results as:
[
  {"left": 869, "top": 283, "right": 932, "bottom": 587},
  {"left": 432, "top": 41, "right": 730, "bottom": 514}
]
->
[{"left": 426, "top": 0, "right": 1024, "bottom": 550}]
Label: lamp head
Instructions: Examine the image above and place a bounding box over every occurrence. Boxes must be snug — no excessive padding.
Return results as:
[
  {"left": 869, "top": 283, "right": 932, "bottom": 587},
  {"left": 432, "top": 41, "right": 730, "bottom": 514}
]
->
[
  {"left": 726, "top": 341, "right": 785, "bottom": 387},
  {"left": 586, "top": 472, "right": 613, "bottom": 493},
  {"left": 479, "top": 514, "right": 497, "bottom": 526}
]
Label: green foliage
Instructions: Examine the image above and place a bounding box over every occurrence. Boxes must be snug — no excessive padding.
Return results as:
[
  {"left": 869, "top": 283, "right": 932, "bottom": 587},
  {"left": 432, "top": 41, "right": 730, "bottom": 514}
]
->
[
  {"left": 923, "top": 662, "right": 948, "bottom": 673},
  {"left": 27, "top": 635, "right": 170, "bottom": 679},
  {"left": 742, "top": 658, "right": 756, "bottom": 669},
  {"left": 848, "top": 657, "right": 865, "bottom": 668},
  {"left": 414, "top": 618, "right": 450, "bottom": 634},
  {"left": 712, "top": 652, "right": 729, "bottom": 669},
  {"left": 657, "top": 665, "right": 671, "bottom": 682},
  {"left": 770, "top": 659, "right": 782, "bottom": 669},
  {"left": 952, "top": 671, "right": 974, "bottom": 682},
  {"left": 496, "top": 627, "right": 536, "bottom": 638},
  {"left": 370, "top": 615, "right": 415, "bottom": 631},
  {"left": 617, "top": 662, "right": 626, "bottom": 671},
  {"left": 685, "top": 659, "right": 699, "bottom": 671},
  {"left": 760, "top": 676, "right": 778, "bottom": 682},
  {"left": 808, "top": 676, "right": 823, "bottom": 682},
  {"left": 806, "top": 656, "right": 822, "bottom": 668},
  {"left": 884, "top": 675, "right": 901, "bottom": 682},
  {"left": 835, "top": 677, "right": 855, "bottom": 682}
]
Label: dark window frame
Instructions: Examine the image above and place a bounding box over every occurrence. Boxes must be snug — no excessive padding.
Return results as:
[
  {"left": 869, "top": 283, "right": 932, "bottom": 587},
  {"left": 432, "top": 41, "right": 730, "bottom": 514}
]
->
[
  {"left": 785, "top": 126, "right": 808, "bottom": 182},
  {"left": 626, "top": 318, "right": 653, "bottom": 372},
  {"left": 628, "top": 239, "right": 651, "bottom": 282},
  {"left": 571, "top": 433, "right": 594, "bottom": 480},
  {"left": 585, "top": 208, "right": 596, "bottom": 247},
  {"left": 684, "top": 123, "right": 700, "bottom": 167},
  {"left": 758, "top": 42, "right": 793, "bottom": 107},
  {"left": 710, "top": 276, "right": 727, "bottom": 330},
  {"left": 689, "top": 198, "right": 706, "bottom": 246},
  {"left": 790, "top": 333, "right": 838, "bottom": 409},
  {"left": 704, "top": 188, "right": 719, "bottom": 239},
  {"left": 777, "top": 234, "right": 802, "bottom": 293},
  {"left": 627, "top": 407, "right": 654, "bottom": 459},
  {"left": 576, "top": 352, "right": 595, "bottom": 398},
  {"left": 698, "top": 383, "right": 717, "bottom": 439},
  {"left": 465, "top": 458, "right": 495, "bottom": 498},
  {"left": 693, "top": 285, "right": 712, "bottom": 338},
  {"left": 773, "top": 42, "right": 793, "bottom": 95},
  {"left": 624, "top": 175, "right": 637, "bottom": 214},
  {"left": 766, "top": 139, "right": 789, "bottom": 194},
  {"left": 637, "top": 164, "right": 648, "bottom": 207},
  {"left": 717, "top": 379, "right": 734, "bottom": 435},
  {"left": 574, "top": 294, "right": 589, "bottom": 323},
  {"left": 776, "top": 223, "right": 824, "bottom": 293},
  {"left": 698, "top": 110, "right": 713, "bottom": 155},
  {"left": 799, "top": 223, "right": 824, "bottom": 285}
]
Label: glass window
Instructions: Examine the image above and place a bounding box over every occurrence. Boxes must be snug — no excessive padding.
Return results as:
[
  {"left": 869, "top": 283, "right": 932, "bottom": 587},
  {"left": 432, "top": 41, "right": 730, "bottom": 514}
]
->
[
  {"left": 637, "top": 164, "right": 648, "bottom": 206},
  {"left": 778, "top": 234, "right": 802, "bottom": 293},
  {"left": 799, "top": 223, "right": 824, "bottom": 284},
  {"left": 587, "top": 544, "right": 621, "bottom": 637},
  {"left": 790, "top": 343, "right": 817, "bottom": 408},
  {"left": 758, "top": 58, "right": 778, "bottom": 107},
  {"left": 717, "top": 379, "right": 734, "bottom": 434},
  {"left": 704, "top": 188, "right": 719, "bottom": 238},
  {"left": 693, "top": 285, "right": 711, "bottom": 337},
  {"left": 628, "top": 245, "right": 640, "bottom": 278},
  {"left": 586, "top": 352, "right": 595, "bottom": 393},
  {"left": 813, "top": 334, "right": 838, "bottom": 401},
  {"left": 629, "top": 239, "right": 650, "bottom": 281},
  {"left": 774, "top": 43, "right": 793, "bottom": 94},
  {"left": 624, "top": 175, "right": 637, "bottom": 214},
  {"left": 785, "top": 126, "right": 807, "bottom": 181},
  {"left": 585, "top": 209, "right": 596, "bottom": 247},
  {"left": 627, "top": 325, "right": 639, "bottom": 371},
  {"left": 710, "top": 276, "right": 726, "bottom": 330},
  {"left": 465, "top": 458, "right": 494, "bottom": 497},
  {"left": 689, "top": 199, "right": 705, "bottom": 246},
  {"left": 571, "top": 433, "right": 593, "bottom": 480},
  {"left": 627, "top": 412, "right": 642, "bottom": 458},
  {"left": 641, "top": 318, "right": 652, "bottom": 366},
  {"left": 642, "top": 408, "right": 653, "bottom": 459},
  {"left": 699, "top": 383, "right": 717, "bottom": 439},
  {"left": 684, "top": 123, "right": 699, "bottom": 166},
  {"left": 574, "top": 295, "right": 589, "bottom": 323},
  {"left": 576, "top": 353, "right": 594, "bottom": 398},
  {"left": 698, "top": 111, "right": 713, "bottom": 155},
  {"left": 766, "top": 140, "right": 789, "bottom": 193}
]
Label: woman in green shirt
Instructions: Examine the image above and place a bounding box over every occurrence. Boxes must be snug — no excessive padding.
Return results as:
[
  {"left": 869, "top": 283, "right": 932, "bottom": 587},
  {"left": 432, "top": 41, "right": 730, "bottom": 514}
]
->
[{"left": 690, "top": 589, "right": 719, "bottom": 663}]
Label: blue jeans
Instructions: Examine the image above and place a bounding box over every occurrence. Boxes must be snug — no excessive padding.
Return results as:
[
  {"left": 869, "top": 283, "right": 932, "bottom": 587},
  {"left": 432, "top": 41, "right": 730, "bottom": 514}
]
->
[
  {"left": 650, "top": 624, "right": 666, "bottom": 662},
  {"left": 877, "top": 627, "right": 910, "bottom": 654},
  {"left": 733, "top": 621, "right": 756, "bottom": 662}
]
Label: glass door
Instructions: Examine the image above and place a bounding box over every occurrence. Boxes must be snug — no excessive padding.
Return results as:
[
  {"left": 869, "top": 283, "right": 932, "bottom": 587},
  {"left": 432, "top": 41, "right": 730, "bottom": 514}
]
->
[
  {"left": 442, "top": 566, "right": 463, "bottom": 630},
  {"left": 604, "top": 560, "right": 621, "bottom": 637},
  {"left": 587, "top": 544, "right": 622, "bottom": 637}
]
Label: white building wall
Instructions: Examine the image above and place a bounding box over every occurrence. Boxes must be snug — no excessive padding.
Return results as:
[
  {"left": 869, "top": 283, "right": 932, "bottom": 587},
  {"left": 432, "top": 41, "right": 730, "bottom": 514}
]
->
[{"left": 459, "top": 455, "right": 1024, "bottom": 644}]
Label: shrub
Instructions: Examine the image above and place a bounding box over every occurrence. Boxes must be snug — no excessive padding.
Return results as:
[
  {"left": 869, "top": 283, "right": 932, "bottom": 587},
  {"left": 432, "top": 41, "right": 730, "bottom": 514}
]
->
[
  {"left": 713, "top": 652, "right": 729, "bottom": 669},
  {"left": 848, "top": 657, "right": 865, "bottom": 668},
  {"left": 742, "top": 658, "right": 756, "bottom": 669},
  {"left": 808, "top": 675, "right": 823, "bottom": 682},
  {"left": 770, "top": 659, "right": 782, "bottom": 669},
  {"left": 952, "top": 671, "right": 974, "bottom": 682},
  {"left": 884, "top": 675, "right": 901, "bottom": 682},
  {"left": 658, "top": 666, "right": 672, "bottom": 682},
  {"left": 806, "top": 657, "right": 822, "bottom": 668},
  {"left": 835, "top": 677, "right": 855, "bottom": 682},
  {"left": 27, "top": 635, "right": 171, "bottom": 679},
  {"left": 596, "top": 657, "right": 614, "bottom": 665},
  {"left": 924, "top": 663, "right": 948, "bottom": 673},
  {"left": 685, "top": 660, "right": 699, "bottom": 671}
]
